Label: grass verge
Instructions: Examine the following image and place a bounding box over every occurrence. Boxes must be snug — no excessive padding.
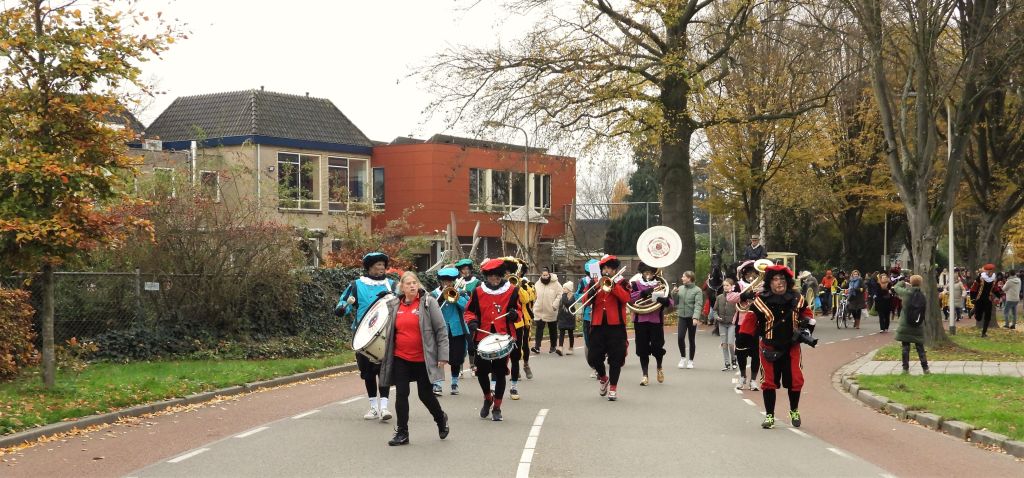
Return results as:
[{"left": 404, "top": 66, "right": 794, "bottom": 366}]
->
[
  {"left": 0, "top": 351, "right": 354, "bottom": 436},
  {"left": 873, "top": 326, "right": 1024, "bottom": 361},
  {"left": 856, "top": 374, "right": 1024, "bottom": 441}
]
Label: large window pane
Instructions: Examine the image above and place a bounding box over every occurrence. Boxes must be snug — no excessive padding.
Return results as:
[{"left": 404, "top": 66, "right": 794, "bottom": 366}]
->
[
  {"left": 349, "top": 158, "right": 367, "bottom": 203},
  {"left": 492, "top": 170, "right": 510, "bottom": 206},
  {"left": 511, "top": 172, "right": 526, "bottom": 207},
  {"left": 328, "top": 164, "right": 349, "bottom": 211},
  {"left": 373, "top": 167, "right": 385, "bottom": 208},
  {"left": 278, "top": 152, "right": 319, "bottom": 209},
  {"left": 469, "top": 168, "right": 481, "bottom": 206}
]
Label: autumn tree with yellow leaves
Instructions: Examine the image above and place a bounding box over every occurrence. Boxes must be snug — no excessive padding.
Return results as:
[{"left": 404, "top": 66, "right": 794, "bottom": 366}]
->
[{"left": 0, "top": 0, "right": 180, "bottom": 387}]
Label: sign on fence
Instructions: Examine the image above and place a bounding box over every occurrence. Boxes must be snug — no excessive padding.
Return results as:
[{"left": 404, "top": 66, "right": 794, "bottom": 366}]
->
[{"left": 144, "top": 281, "right": 160, "bottom": 291}]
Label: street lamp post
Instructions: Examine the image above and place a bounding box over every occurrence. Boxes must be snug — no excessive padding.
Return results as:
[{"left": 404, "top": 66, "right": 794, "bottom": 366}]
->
[
  {"left": 947, "top": 99, "right": 957, "bottom": 335},
  {"left": 484, "top": 121, "right": 532, "bottom": 268}
]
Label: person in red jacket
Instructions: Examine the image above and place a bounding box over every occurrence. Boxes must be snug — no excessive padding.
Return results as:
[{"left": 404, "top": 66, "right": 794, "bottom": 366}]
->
[
  {"left": 464, "top": 258, "right": 521, "bottom": 421},
  {"left": 743, "top": 264, "right": 814, "bottom": 429},
  {"left": 584, "top": 255, "right": 630, "bottom": 401}
]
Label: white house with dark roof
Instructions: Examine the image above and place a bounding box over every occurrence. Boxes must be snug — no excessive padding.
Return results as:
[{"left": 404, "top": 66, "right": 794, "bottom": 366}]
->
[{"left": 144, "top": 88, "right": 377, "bottom": 265}]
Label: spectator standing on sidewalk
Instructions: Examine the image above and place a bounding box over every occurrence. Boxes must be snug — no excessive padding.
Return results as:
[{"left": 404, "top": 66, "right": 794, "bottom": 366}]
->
[
  {"left": 820, "top": 270, "right": 835, "bottom": 316},
  {"left": 1002, "top": 271, "right": 1020, "bottom": 329},
  {"left": 555, "top": 281, "right": 577, "bottom": 355},
  {"left": 673, "top": 271, "right": 704, "bottom": 369},
  {"left": 532, "top": 267, "right": 562, "bottom": 354},
  {"left": 713, "top": 278, "right": 738, "bottom": 371},
  {"left": 874, "top": 273, "right": 894, "bottom": 333},
  {"left": 893, "top": 275, "right": 930, "bottom": 374}
]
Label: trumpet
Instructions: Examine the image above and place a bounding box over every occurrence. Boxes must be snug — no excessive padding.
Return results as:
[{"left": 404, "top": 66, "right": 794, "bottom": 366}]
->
[
  {"left": 568, "top": 266, "right": 627, "bottom": 315},
  {"left": 441, "top": 286, "right": 460, "bottom": 304},
  {"left": 507, "top": 274, "right": 520, "bottom": 287}
]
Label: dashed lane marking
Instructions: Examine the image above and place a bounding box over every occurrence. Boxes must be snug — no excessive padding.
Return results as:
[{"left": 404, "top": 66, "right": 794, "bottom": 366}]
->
[
  {"left": 743, "top": 399, "right": 756, "bottom": 406},
  {"left": 167, "top": 448, "right": 209, "bottom": 463},
  {"left": 517, "top": 408, "right": 550, "bottom": 478},
  {"left": 825, "top": 341, "right": 835, "bottom": 345},
  {"left": 841, "top": 338, "right": 850, "bottom": 342},
  {"left": 339, "top": 396, "right": 363, "bottom": 405},
  {"left": 827, "top": 447, "right": 854, "bottom": 459},
  {"left": 856, "top": 335, "right": 865, "bottom": 339},
  {"left": 234, "top": 426, "right": 269, "bottom": 438},
  {"left": 788, "top": 428, "right": 810, "bottom": 438},
  {"left": 292, "top": 410, "right": 321, "bottom": 419}
]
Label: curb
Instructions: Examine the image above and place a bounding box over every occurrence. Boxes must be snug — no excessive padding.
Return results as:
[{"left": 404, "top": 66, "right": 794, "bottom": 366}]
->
[
  {"left": 837, "top": 359, "right": 1024, "bottom": 459},
  {"left": 0, "top": 362, "right": 358, "bottom": 450}
]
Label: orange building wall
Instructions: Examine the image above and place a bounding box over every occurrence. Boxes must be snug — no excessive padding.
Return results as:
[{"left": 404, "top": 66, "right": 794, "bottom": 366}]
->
[{"left": 371, "top": 143, "right": 576, "bottom": 240}]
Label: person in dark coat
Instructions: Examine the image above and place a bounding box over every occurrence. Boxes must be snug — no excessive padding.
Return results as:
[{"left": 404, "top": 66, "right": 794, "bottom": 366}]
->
[
  {"left": 846, "top": 270, "right": 866, "bottom": 329},
  {"left": 555, "top": 281, "right": 577, "bottom": 355},
  {"left": 743, "top": 235, "right": 767, "bottom": 261},
  {"left": 893, "top": 275, "right": 929, "bottom": 374}
]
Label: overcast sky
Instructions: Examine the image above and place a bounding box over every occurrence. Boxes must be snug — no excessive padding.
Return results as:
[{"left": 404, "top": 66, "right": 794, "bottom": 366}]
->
[{"left": 136, "top": 0, "right": 539, "bottom": 143}]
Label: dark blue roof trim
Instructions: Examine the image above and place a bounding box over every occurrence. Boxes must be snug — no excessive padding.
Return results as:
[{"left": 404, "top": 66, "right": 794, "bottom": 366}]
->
[{"left": 161, "top": 135, "right": 372, "bottom": 155}]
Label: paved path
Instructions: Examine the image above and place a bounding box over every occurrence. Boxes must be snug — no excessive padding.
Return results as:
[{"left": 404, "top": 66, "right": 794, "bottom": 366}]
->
[
  {"left": 854, "top": 360, "right": 1024, "bottom": 376},
  {"left": 2, "top": 314, "right": 1021, "bottom": 477}
]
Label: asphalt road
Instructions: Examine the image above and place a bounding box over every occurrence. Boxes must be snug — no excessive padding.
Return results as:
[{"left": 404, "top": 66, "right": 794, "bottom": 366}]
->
[{"left": 125, "top": 323, "right": 890, "bottom": 478}]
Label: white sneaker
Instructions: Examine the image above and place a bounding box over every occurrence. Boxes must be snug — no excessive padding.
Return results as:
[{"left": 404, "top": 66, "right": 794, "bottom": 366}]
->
[
  {"left": 589, "top": 370, "right": 598, "bottom": 379},
  {"left": 379, "top": 408, "right": 392, "bottom": 421},
  {"left": 678, "top": 358, "right": 686, "bottom": 369},
  {"left": 686, "top": 360, "right": 694, "bottom": 369},
  {"left": 363, "top": 407, "right": 379, "bottom": 420}
]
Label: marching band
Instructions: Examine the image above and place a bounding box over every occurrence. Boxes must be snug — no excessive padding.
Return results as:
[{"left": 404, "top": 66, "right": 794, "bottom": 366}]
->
[{"left": 335, "top": 226, "right": 820, "bottom": 444}]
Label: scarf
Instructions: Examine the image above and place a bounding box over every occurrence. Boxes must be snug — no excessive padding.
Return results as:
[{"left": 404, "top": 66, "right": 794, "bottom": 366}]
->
[{"left": 981, "top": 272, "right": 996, "bottom": 283}]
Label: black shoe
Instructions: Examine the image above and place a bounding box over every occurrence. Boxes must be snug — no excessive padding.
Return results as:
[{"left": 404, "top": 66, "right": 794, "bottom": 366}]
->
[
  {"left": 530, "top": 347, "right": 541, "bottom": 354},
  {"left": 492, "top": 408, "right": 503, "bottom": 421},
  {"left": 388, "top": 428, "right": 410, "bottom": 446},
  {"left": 437, "top": 412, "right": 449, "bottom": 439},
  {"left": 480, "top": 398, "right": 492, "bottom": 419}
]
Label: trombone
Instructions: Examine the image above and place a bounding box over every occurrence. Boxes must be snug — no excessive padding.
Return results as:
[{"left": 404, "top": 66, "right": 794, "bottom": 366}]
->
[
  {"left": 568, "top": 266, "right": 627, "bottom": 315},
  {"left": 441, "top": 286, "right": 460, "bottom": 304}
]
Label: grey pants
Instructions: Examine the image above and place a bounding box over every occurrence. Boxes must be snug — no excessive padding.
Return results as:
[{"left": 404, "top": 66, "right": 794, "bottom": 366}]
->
[{"left": 718, "top": 323, "right": 735, "bottom": 365}]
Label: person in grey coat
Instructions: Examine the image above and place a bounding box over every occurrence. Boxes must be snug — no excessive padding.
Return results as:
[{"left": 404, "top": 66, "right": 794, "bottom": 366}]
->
[
  {"left": 893, "top": 275, "right": 929, "bottom": 374},
  {"left": 379, "top": 271, "right": 450, "bottom": 446}
]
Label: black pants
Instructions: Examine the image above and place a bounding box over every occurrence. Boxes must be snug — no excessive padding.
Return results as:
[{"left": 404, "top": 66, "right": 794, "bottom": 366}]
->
[
  {"left": 392, "top": 357, "right": 445, "bottom": 432},
  {"left": 634, "top": 322, "right": 666, "bottom": 376},
  {"left": 901, "top": 342, "right": 929, "bottom": 371},
  {"left": 820, "top": 290, "right": 832, "bottom": 314},
  {"left": 475, "top": 355, "right": 509, "bottom": 402},
  {"left": 448, "top": 334, "right": 467, "bottom": 378},
  {"left": 511, "top": 325, "right": 530, "bottom": 381},
  {"left": 357, "top": 353, "right": 389, "bottom": 399},
  {"left": 534, "top": 321, "right": 557, "bottom": 351},
  {"left": 588, "top": 324, "right": 627, "bottom": 386},
  {"left": 678, "top": 317, "right": 696, "bottom": 360},
  {"left": 877, "top": 305, "right": 892, "bottom": 331},
  {"left": 558, "top": 329, "right": 575, "bottom": 348},
  {"left": 736, "top": 347, "right": 759, "bottom": 381},
  {"left": 976, "top": 301, "right": 993, "bottom": 335}
]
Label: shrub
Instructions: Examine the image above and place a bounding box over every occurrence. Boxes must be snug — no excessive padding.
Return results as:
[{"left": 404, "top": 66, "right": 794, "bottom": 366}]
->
[{"left": 0, "top": 288, "right": 39, "bottom": 379}]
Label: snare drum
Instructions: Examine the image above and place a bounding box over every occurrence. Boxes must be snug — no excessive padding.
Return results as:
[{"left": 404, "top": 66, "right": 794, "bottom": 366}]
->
[
  {"left": 352, "top": 294, "right": 394, "bottom": 363},
  {"left": 476, "top": 333, "right": 515, "bottom": 360}
]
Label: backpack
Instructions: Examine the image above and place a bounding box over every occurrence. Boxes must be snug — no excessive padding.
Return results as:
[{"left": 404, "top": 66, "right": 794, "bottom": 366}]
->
[{"left": 907, "top": 288, "right": 926, "bottom": 326}]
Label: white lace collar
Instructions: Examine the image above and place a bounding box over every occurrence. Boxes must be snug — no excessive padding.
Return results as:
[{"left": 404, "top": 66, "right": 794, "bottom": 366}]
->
[
  {"left": 481, "top": 282, "right": 511, "bottom": 295},
  {"left": 359, "top": 276, "right": 390, "bottom": 286},
  {"left": 635, "top": 277, "right": 658, "bottom": 287},
  {"left": 981, "top": 272, "right": 996, "bottom": 283}
]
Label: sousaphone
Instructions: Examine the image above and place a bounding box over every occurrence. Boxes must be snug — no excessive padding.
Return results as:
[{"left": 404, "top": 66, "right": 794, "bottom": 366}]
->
[{"left": 629, "top": 226, "right": 683, "bottom": 314}]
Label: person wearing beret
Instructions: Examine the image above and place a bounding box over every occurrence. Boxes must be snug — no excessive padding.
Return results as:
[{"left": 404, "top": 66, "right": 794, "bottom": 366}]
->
[
  {"left": 431, "top": 267, "right": 471, "bottom": 396},
  {"left": 334, "top": 252, "right": 396, "bottom": 422},
  {"left": 464, "top": 258, "right": 521, "bottom": 421},
  {"left": 584, "top": 255, "right": 631, "bottom": 401}
]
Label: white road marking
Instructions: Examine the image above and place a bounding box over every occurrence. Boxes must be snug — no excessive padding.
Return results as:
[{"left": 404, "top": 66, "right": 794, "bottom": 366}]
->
[
  {"left": 743, "top": 399, "right": 756, "bottom": 406},
  {"left": 825, "top": 341, "right": 836, "bottom": 345},
  {"left": 856, "top": 335, "right": 864, "bottom": 339},
  {"left": 234, "top": 427, "right": 269, "bottom": 438},
  {"left": 734, "top": 388, "right": 743, "bottom": 394},
  {"left": 292, "top": 410, "right": 320, "bottom": 419},
  {"left": 517, "top": 409, "right": 549, "bottom": 478},
  {"left": 827, "top": 447, "right": 854, "bottom": 459},
  {"left": 732, "top": 378, "right": 739, "bottom": 383},
  {"left": 788, "top": 428, "right": 810, "bottom": 438},
  {"left": 340, "top": 396, "right": 363, "bottom": 405},
  {"left": 879, "top": 474, "right": 898, "bottom": 478},
  {"left": 841, "top": 338, "right": 850, "bottom": 342},
  {"left": 167, "top": 448, "right": 209, "bottom": 463}
]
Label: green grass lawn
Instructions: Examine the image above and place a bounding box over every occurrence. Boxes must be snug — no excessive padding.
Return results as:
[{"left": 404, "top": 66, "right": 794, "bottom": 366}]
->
[
  {"left": 0, "top": 352, "right": 354, "bottom": 436},
  {"left": 873, "top": 326, "right": 1024, "bottom": 361},
  {"left": 856, "top": 374, "right": 1024, "bottom": 441}
]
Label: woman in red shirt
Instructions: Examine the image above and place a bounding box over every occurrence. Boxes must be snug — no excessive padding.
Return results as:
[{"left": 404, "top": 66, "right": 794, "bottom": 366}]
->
[{"left": 379, "top": 271, "right": 450, "bottom": 446}]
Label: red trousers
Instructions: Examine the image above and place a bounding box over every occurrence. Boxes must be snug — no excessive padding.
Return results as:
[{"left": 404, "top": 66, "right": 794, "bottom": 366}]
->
[{"left": 758, "top": 342, "right": 804, "bottom": 391}]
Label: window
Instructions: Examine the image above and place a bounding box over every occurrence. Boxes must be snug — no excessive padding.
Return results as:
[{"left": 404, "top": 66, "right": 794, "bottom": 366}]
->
[
  {"left": 327, "top": 157, "right": 349, "bottom": 211},
  {"left": 532, "top": 173, "right": 551, "bottom": 211},
  {"left": 278, "top": 152, "right": 320, "bottom": 210},
  {"left": 470, "top": 168, "right": 485, "bottom": 210},
  {"left": 350, "top": 158, "right": 368, "bottom": 204},
  {"left": 511, "top": 172, "right": 526, "bottom": 207},
  {"left": 153, "top": 167, "right": 175, "bottom": 199},
  {"left": 491, "top": 170, "right": 510, "bottom": 207},
  {"left": 331, "top": 239, "right": 343, "bottom": 253},
  {"left": 200, "top": 171, "right": 220, "bottom": 202},
  {"left": 372, "top": 167, "right": 385, "bottom": 210}
]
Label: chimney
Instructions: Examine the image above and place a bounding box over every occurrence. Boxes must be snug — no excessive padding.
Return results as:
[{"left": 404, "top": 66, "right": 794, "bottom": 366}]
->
[
  {"left": 305, "top": 92, "right": 309, "bottom": 97},
  {"left": 260, "top": 85, "right": 264, "bottom": 91}
]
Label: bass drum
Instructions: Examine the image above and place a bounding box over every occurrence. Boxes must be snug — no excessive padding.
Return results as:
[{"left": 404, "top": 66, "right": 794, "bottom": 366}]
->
[{"left": 352, "top": 293, "right": 395, "bottom": 363}]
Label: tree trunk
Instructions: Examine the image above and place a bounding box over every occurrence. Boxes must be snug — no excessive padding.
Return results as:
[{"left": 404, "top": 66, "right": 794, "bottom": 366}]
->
[
  {"left": 907, "top": 207, "right": 949, "bottom": 346},
  {"left": 976, "top": 213, "right": 1009, "bottom": 266},
  {"left": 41, "top": 263, "right": 56, "bottom": 388},
  {"left": 745, "top": 188, "right": 762, "bottom": 239},
  {"left": 660, "top": 126, "right": 696, "bottom": 282}
]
